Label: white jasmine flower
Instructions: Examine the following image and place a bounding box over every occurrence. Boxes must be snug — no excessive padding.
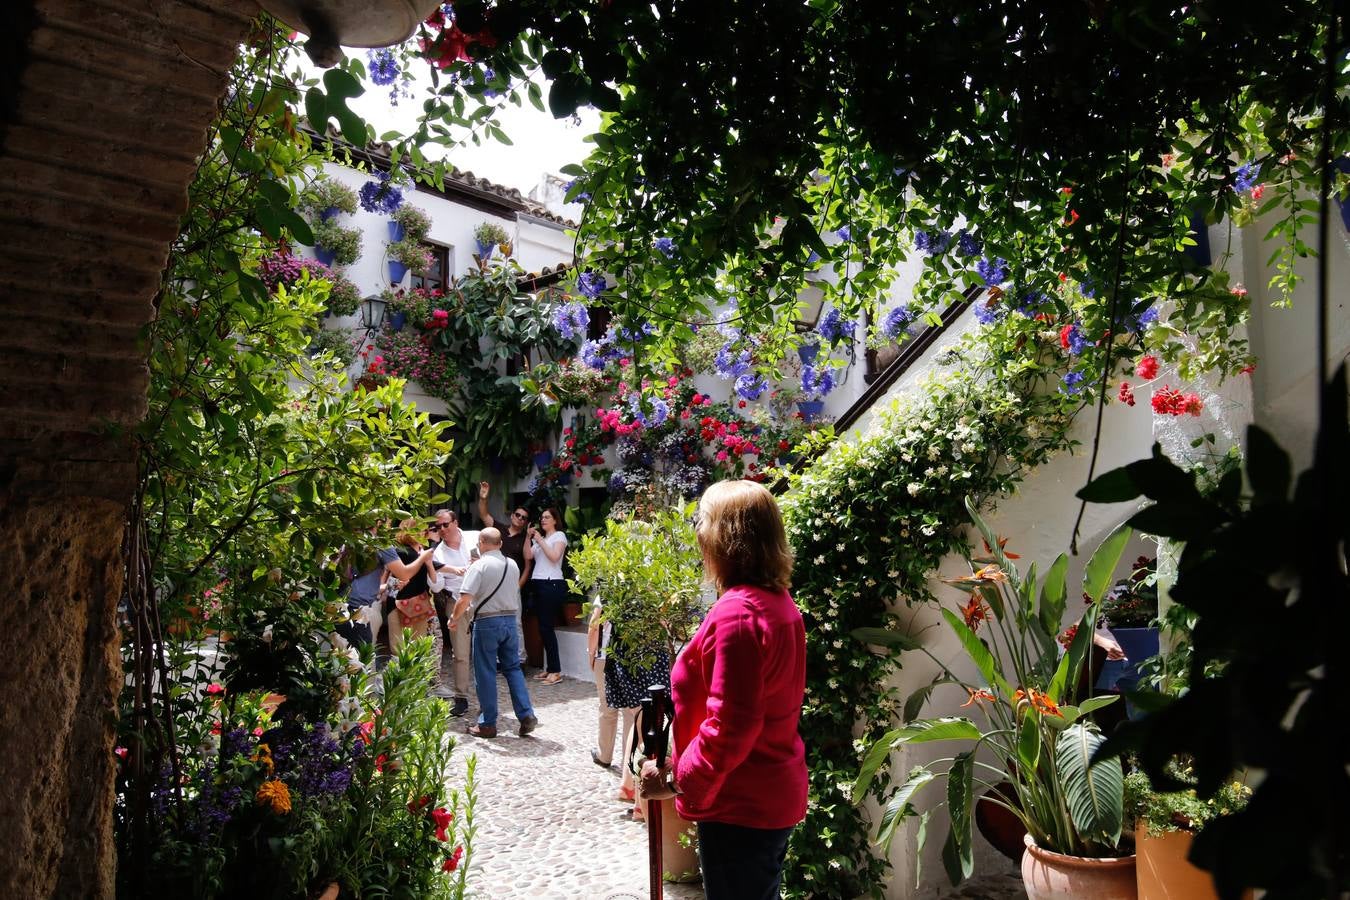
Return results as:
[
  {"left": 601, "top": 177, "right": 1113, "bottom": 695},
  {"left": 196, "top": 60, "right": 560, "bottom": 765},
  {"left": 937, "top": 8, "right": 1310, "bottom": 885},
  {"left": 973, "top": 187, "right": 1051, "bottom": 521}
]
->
[{"left": 907, "top": 482, "right": 922, "bottom": 497}]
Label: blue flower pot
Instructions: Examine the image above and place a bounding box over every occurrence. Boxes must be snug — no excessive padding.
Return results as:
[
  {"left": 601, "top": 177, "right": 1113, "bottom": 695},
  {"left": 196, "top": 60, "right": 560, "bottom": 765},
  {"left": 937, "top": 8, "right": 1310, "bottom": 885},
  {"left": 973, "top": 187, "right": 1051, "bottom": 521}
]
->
[
  {"left": 388, "top": 260, "right": 408, "bottom": 285},
  {"left": 1094, "top": 626, "right": 1160, "bottom": 719},
  {"left": 475, "top": 240, "right": 496, "bottom": 259},
  {"left": 315, "top": 246, "right": 336, "bottom": 267},
  {"left": 557, "top": 470, "right": 573, "bottom": 486},
  {"left": 1183, "top": 210, "right": 1211, "bottom": 267},
  {"left": 533, "top": 450, "right": 553, "bottom": 469},
  {"left": 797, "top": 400, "right": 825, "bottom": 421},
  {"left": 797, "top": 343, "right": 820, "bottom": 365},
  {"left": 388, "top": 220, "right": 406, "bottom": 242},
  {"left": 319, "top": 205, "right": 341, "bottom": 222},
  {"left": 389, "top": 311, "right": 407, "bottom": 332}
]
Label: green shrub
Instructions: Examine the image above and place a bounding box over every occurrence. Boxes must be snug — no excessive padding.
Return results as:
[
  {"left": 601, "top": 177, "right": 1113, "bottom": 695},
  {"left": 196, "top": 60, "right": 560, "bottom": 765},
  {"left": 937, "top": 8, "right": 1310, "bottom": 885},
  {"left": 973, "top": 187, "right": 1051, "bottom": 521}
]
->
[
  {"left": 392, "top": 204, "right": 433, "bottom": 241},
  {"left": 300, "top": 177, "right": 359, "bottom": 216},
  {"left": 313, "top": 219, "right": 363, "bottom": 267}
]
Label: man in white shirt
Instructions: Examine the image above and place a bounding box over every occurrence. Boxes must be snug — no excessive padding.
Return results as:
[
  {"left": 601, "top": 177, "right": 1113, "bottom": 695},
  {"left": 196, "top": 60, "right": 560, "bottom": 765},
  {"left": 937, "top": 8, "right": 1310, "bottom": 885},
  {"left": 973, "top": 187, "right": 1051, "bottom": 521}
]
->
[
  {"left": 430, "top": 508, "right": 478, "bottom": 717},
  {"left": 450, "top": 528, "right": 537, "bottom": 739}
]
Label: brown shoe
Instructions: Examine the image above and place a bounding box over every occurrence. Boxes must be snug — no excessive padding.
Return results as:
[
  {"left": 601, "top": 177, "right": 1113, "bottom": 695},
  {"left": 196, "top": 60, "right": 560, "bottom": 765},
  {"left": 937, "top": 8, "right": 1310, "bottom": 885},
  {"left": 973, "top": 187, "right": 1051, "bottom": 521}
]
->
[{"left": 467, "top": 724, "right": 497, "bottom": 738}]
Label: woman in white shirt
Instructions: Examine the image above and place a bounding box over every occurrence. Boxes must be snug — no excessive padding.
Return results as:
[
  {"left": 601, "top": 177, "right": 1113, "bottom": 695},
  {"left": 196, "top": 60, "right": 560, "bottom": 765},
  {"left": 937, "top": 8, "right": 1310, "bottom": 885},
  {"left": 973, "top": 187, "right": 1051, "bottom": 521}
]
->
[{"left": 527, "top": 507, "right": 568, "bottom": 685}]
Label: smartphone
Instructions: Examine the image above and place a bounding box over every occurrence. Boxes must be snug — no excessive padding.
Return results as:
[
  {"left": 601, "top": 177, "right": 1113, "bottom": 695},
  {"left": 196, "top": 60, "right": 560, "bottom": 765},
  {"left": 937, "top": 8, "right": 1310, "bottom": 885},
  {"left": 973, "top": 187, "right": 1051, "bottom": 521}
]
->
[{"left": 470, "top": 548, "right": 481, "bottom": 561}]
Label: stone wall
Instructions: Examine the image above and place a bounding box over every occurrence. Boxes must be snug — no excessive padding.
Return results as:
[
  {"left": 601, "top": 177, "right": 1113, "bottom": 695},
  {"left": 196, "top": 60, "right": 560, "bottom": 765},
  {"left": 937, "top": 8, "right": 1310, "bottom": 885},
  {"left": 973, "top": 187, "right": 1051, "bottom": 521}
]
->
[{"left": 0, "top": 1, "right": 257, "bottom": 894}]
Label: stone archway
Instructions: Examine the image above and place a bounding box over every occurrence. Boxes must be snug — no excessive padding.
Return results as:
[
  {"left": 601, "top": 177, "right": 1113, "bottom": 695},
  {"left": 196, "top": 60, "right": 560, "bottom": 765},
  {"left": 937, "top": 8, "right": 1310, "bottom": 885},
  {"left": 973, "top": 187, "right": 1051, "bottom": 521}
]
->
[{"left": 0, "top": 2, "right": 258, "bottom": 894}]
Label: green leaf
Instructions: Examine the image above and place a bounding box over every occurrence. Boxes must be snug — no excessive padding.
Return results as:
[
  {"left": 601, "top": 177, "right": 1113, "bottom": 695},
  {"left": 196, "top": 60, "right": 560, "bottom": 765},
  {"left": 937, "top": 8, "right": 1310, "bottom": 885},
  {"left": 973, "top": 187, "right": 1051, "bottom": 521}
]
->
[
  {"left": 304, "top": 87, "right": 328, "bottom": 132},
  {"left": 903, "top": 675, "right": 956, "bottom": 723},
  {"left": 853, "top": 730, "right": 898, "bottom": 801},
  {"left": 942, "top": 752, "right": 975, "bottom": 885},
  {"left": 941, "top": 608, "right": 1012, "bottom": 696},
  {"left": 1082, "top": 524, "right": 1131, "bottom": 605},
  {"left": 1037, "top": 553, "right": 1069, "bottom": 640},
  {"left": 1056, "top": 724, "right": 1124, "bottom": 845},
  {"left": 1075, "top": 466, "right": 1139, "bottom": 503},
  {"left": 1016, "top": 708, "right": 1041, "bottom": 772},
  {"left": 851, "top": 626, "right": 923, "bottom": 650},
  {"left": 887, "top": 717, "right": 983, "bottom": 746},
  {"left": 875, "top": 767, "right": 937, "bottom": 852},
  {"left": 1048, "top": 608, "right": 1096, "bottom": 704}
]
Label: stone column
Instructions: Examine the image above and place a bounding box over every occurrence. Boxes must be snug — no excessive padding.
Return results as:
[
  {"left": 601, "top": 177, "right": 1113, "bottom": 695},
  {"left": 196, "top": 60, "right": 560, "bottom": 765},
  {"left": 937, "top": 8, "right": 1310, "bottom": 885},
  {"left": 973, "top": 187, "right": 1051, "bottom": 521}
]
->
[{"left": 0, "top": 1, "right": 257, "bottom": 894}]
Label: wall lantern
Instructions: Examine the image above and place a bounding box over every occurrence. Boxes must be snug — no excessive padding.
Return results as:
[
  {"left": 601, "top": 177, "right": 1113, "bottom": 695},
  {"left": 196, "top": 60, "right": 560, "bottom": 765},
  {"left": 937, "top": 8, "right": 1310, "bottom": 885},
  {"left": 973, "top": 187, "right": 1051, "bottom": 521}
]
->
[
  {"left": 359, "top": 293, "right": 388, "bottom": 335},
  {"left": 258, "top": 0, "right": 443, "bottom": 67},
  {"left": 795, "top": 283, "right": 826, "bottom": 331}
]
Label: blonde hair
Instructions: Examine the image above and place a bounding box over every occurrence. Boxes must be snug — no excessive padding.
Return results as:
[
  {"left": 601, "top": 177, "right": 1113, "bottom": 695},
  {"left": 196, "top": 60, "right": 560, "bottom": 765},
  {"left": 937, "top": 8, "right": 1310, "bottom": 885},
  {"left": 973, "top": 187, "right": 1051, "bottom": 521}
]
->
[
  {"left": 395, "top": 517, "right": 421, "bottom": 548},
  {"left": 696, "top": 480, "right": 793, "bottom": 593}
]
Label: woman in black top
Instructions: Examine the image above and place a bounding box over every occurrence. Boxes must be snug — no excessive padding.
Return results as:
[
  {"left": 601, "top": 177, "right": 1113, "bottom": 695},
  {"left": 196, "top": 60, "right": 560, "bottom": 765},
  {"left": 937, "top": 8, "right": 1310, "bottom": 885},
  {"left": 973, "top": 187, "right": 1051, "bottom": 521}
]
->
[{"left": 384, "top": 518, "right": 438, "bottom": 654}]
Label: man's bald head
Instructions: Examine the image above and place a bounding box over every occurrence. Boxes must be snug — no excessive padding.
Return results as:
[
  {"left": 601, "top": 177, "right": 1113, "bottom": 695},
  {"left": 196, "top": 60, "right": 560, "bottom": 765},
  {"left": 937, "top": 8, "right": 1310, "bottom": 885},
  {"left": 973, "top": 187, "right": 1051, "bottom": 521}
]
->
[{"left": 479, "top": 527, "right": 503, "bottom": 548}]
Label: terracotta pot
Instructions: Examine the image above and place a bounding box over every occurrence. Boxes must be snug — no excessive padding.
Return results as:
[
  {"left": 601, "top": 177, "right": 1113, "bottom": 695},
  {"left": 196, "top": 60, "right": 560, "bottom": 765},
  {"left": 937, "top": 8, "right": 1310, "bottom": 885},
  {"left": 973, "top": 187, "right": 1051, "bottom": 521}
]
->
[
  {"left": 976, "top": 784, "right": 1027, "bottom": 863},
  {"left": 315, "top": 882, "right": 340, "bottom": 900},
  {"left": 561, "top": 600, "right": 584, "bottom": 625},
  {"left": 1021, "top": 834, "right": 1137, "bottom": 900},
  {"left": 1136, "top": 824, "right": 1249, "bottom": 900}
]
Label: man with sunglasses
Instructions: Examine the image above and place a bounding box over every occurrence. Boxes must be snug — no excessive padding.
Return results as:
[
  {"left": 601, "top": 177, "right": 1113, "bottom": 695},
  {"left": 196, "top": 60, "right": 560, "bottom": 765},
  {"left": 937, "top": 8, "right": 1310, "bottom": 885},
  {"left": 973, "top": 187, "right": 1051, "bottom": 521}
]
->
[
  {"left": 429, "top": 505, "right": 480, "bottom": 717},
  {"left": 477, "top": 480, "right": 532, "bottom": 664}
]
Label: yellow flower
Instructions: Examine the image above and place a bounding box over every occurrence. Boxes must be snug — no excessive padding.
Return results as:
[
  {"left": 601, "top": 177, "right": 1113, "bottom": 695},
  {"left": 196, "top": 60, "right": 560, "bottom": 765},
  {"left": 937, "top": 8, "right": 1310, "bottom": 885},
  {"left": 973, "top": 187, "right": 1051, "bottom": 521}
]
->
[
  {"left": 256, "top": 779, "right": 291, "bottom": 815},
  {"left": 252, "top": 743, "right": 275, "bottom": 777}
]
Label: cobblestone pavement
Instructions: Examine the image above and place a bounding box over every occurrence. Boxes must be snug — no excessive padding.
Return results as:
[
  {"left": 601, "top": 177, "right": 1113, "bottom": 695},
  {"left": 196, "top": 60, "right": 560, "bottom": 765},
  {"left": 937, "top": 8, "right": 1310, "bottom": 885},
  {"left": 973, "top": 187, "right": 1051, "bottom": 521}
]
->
[{"left": 445, "top": 672, "right": 703, "bottom": 900}]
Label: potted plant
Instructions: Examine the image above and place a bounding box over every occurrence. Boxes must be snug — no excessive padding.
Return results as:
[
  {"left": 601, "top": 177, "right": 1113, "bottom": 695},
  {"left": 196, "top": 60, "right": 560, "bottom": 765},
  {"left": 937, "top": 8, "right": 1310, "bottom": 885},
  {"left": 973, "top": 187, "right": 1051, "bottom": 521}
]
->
[
  {"left": 1124, "top": 764, "right": 1251, "bottom": 900},
  {"left": 796, "top": 361, "right": 836, "bottom": 421},
  {"left": 1097, "top": 556, "right": 1159, "bottom": 709},
  {"left": 389, "top": 203, "right": 432, "bottom": 243},
  {"left": 472, "top": 222, "right": 510, "bottom": 263},
  {"left": 324, "top": 272, "right": 362, "bottom": 318},
  {"left": 854, "top": 499, "right": 1137, "bottom": 900},
  {"left": 312, "top": 218, "right": 362, "bottom": 267},
  {"left": 299, "top": 177, "right": 358, "bottom": 221},
  {"left": 387, "top": 239, "right": 432, "bottom": 285}
]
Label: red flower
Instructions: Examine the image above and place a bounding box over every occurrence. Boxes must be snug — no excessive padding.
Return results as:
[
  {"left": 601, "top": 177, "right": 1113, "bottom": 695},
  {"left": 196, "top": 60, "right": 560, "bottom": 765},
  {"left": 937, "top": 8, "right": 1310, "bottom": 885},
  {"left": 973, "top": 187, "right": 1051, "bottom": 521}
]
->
[
  {"left": 1230, "top": 284, "right": 1248, "bottom": 298},
  {"left": 1117, "top": 381, "right": 1136, "bottom": 406},
  {"left": 1059, "top": 187, "right": 1073, "bottom": 195},
  {"left": 431, "top": 806, "right": 453, "bottom": 841},
  {"left": 206, "top": 683, "right": 224, "bottom": 696},
  {"left": 442, "top": 845, "right": 464, "bottom": 872},
  {"left": 1059, "top": 325, "right": 1074, "bottom": 349},
  {"left": 1240, "top": 363, "right": 1257, "bottom": 375},
  {"left": 778, "top": 439, "right": 790, "bottom": 451},
  {"left": 1151, "top": 385, "right": 1201, "bottom": 416},
  {"left": 1251, "top": 184, "right": 1266, "bottom": 201},
  {"left": 738, "top": 400, "right": 747, "bottom": 408},
  {"left": 1058, "top": 624, "right": 1079, "bottom": 649},
  {"left": 1135, "top": 355, "right": 1159, "bottom": 380},
  {"left": 960, "top": 593, "right": 989, "bottom": 632},
  {"left": 114, "top": 746, "right": 129, "bottom": 760},
  {"left": 1065, "top": 209, "right": 1080, "bottom": 226}
]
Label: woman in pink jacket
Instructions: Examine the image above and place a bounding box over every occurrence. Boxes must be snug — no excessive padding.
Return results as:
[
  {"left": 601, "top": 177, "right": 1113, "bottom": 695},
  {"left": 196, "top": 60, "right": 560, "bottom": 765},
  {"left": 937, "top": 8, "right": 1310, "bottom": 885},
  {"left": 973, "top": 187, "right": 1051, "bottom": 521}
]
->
[{"left": 641, "top": 480, "right": 807, "bottom": 899}]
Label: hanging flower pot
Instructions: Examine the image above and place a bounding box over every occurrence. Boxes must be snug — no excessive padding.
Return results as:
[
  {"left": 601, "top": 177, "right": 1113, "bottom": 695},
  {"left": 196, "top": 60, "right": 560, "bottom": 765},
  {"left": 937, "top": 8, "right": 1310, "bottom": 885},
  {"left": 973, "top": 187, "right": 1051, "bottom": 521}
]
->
[
  {"left": 796, "top": 399, "right": 825, "bottom": 421},
  {"left": 533, "top": 449, "right": 554, "bottom": 469},
  {"left": 387, "top": 219, "right": 406, "bottom": 242},
  {"left": 315, "top": 246, "right": 337, "bottom": 267},
  {"left": 557, "top": 470, "right": 573, "bottom": 486},
  {"left": 388, "top": 311, "right": 407, "bottom": 332},
  {"left": 388, "top": 259, "right": 408, "bottom": 285},
  {"left": 319, "top": 206, "right": 341, "bottom": 222},
  {"left": 797, "top": 342, "right": 821, "bottom": 365}
]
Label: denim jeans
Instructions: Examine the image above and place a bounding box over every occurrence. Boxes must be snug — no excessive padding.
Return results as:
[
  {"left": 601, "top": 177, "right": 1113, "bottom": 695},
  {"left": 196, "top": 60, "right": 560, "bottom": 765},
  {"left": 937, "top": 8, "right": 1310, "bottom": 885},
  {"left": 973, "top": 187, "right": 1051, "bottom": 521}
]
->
[
  {"left": 471, "top": 615, "right": 534, "bottom": 728},
  {"left": 696, "top": 820, "right": 794, "bottom": 900},
  {"left": 531, "top": 578, "right": 566, "bottom": 673}
]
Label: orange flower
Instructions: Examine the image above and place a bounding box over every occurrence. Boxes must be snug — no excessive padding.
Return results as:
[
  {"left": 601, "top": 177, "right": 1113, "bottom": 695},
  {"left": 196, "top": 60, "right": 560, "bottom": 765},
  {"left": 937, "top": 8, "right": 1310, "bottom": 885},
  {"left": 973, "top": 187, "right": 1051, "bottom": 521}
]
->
[
  {"left": 256, "top": 779, "right": 291, "bottom": 815},
  {"left": 981, "top": 537, "right": 1021, "bottom": 559},
  {"left": 960, "top": 593, "right": 990, "bottom": 632},
  {"left": 1012, "top": 688, "right": 1028, "bottom": 706},
  {"left": 1030, "top": 690, "right": 1064, "bottom": 718},
  {"left": 961, "top": 688, "right": 996, "bottom": 708},
  {"left": 944, "top": 563, "right": 1008, "bottom": 587}
]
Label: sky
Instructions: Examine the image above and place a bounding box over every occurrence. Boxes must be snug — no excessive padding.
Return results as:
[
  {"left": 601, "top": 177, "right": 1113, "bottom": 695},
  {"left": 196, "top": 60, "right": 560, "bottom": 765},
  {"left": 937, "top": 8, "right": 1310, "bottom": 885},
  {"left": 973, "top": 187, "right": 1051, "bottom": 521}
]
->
[{"left": 343, "top": 54, "right": 602, "bottom": 196}]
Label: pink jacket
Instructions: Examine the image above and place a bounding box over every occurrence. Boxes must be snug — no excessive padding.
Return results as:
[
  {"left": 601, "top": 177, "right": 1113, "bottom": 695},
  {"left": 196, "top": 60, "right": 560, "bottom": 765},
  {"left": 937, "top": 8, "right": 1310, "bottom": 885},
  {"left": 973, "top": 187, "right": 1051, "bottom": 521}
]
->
[{"left": 671, "top": 584, "right": 807, "bottom": 829}]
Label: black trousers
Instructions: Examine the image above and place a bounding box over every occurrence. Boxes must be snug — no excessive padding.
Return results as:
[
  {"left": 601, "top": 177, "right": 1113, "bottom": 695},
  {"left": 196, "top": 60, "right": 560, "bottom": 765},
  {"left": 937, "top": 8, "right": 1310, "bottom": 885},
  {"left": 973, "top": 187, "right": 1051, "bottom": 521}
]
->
[{"left": 696, "top": 820, "right": 794, "bottom": 900}]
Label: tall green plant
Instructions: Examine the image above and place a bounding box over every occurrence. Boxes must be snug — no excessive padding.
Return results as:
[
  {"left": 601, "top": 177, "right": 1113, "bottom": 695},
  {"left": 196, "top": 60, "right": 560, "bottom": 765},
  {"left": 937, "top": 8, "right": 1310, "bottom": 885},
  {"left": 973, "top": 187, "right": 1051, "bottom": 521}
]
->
[
  {"left": 567, "top": 504, "right": 705, "bottom": 671},
  {"left": 853, "top": 501, "right": 1132, "bottom": 882}
]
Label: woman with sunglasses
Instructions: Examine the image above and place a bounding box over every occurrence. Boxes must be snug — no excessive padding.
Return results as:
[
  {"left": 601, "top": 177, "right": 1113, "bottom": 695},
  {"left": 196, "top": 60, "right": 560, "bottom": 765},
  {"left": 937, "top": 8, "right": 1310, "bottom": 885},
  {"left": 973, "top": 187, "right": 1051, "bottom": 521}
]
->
[{"left": 526, "top": 507, "right": 568, "bottom": 685}]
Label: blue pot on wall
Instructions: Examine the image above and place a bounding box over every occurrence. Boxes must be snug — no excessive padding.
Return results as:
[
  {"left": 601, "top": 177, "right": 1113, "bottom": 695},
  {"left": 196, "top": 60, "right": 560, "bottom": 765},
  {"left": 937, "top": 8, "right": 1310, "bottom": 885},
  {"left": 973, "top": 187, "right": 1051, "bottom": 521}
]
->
[
  {"left": 797, "top": 399, "right": 825, "bottom": 421},
  {"left": 388, "top": 311, "right": 407, "bottom": 332},
  {"left": 315, "top": 246, "right": 336, "bottom": 267},
  {"left": 533, "top": 449, "right": 554, "bottom": 469},
  {"left": 388, "top": 220, "right": 406, "bottom": 242},
  {"left": 797, "top": 343, "right": 820, "bottom": 365},
  {"left": 557, "top": 470, "right": 573, "bottom": 486},
  {"left": 388, "top": 260, "right": 408, "bottom": 285},
  {"left": 319, "top": 205, "right": 341, "bottom": 222}
]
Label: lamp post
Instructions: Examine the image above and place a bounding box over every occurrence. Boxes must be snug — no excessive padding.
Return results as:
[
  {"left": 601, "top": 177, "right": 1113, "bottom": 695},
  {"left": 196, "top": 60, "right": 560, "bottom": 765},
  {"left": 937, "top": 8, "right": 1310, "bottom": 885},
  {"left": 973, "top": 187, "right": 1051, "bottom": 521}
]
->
[{"left": 359, "top": 293, "right": 388, "bottom": 336}]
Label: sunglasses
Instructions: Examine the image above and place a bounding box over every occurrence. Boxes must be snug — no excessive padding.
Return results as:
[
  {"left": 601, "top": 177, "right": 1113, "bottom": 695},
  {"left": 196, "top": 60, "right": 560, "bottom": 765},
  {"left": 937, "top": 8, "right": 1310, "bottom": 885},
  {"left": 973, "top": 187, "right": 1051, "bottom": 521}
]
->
[
  {"left": 511, "top": 511, "right": 527, "bottom": 520},
  {"left": 430, "top": 523, "right": 451, "bottom": 531}
]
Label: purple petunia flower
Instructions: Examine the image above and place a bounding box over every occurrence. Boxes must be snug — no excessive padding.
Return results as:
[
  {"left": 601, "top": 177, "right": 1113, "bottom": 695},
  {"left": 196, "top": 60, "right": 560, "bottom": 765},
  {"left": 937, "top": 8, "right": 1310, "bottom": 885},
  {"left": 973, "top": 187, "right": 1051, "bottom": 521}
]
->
[
  {"left": 1232, "top": 162, "right": 1261, "bottom": 193},
  {"left": 368, "top": 49, "right": 398, "bottom": 86},
  {"left": 653, "top": 237, "right": 676, "bottom": 258},
  {"left": 714, "top": 343, "right": 752, "bottom": 380},
  {"left": 359, "top": 171, "right": 403, "bottom": 214},
  {"left": 554, "top": 301, "right": 590, "bottom": 342},
  {"left": 1063, "top": 323, "right": 1090, "bottom": 355},
  {"left": 914, "top": 230, "right": 953, "bottom": 255},
  {"left": 618, "top": 321, "right": 655, "bottom": 343},
  {"left": 881, "top": 305, "right": 915, "bottom": 339},
  {"left": 1062, "top": 371, "right": 1085, "bottom": 395},
  {"left": 816, "top": 307, "right": 856, "bottom": 345},
  {"left": 579, "top": 339, "right": 615, "bottom": 370},
  {"left": 482, "top": 67, "right": 500, "bottom": 98},
  {"left": 976, "top": 256, "right": 1009, "bottom": 286},
  {"left": 1137, "top": 306, "right": 1159, "bottom": 327},
  {"left": 577, "top": 271, "right": 607, "bottom": 300},
  {"left": 836, "top": 225, "right": 852, "bottom": 242},
  {"left": 734, "top": 374, "right": 768, "bottom": 401},
  {"left": 629, "top": 394, "right": 670, "bottom": 427},
  {"left": 800, "top": 364, "right": 836, "bottom": 398},
  {"left": 957, "top": 230, "right": 982, "bottom": 257}
]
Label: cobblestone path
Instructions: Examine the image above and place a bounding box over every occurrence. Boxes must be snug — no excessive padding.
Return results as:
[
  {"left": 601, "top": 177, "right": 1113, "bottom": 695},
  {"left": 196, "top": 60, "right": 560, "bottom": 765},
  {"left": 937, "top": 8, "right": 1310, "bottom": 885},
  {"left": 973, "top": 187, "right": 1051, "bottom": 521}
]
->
[
  {"left": 444, "top": 673, "right": 1025, "bottom": 900},
  {"left": 446, "top": 673, "right": 702, "bottom": 900}
]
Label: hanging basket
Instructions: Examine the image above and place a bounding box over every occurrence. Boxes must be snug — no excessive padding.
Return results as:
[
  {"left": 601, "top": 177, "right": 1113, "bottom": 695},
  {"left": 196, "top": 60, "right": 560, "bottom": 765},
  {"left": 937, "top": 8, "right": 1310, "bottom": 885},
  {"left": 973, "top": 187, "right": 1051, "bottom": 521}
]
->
[
  {"left": 388, "top": 219, "right": 406, "bottom": 242},
  {"left": 315, "top": 246, "right": 337, "bottom": 267},
  {"left": 388, "top": 259, "right": 408, "bottom": 285}
]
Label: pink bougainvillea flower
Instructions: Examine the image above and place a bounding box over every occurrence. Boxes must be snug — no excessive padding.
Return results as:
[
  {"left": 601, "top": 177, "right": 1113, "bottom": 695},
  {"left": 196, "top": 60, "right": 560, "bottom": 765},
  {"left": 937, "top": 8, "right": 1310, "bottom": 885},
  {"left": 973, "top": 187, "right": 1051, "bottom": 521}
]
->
[{"left": 206, "top": 683, "right": 224, "bottom": 695}]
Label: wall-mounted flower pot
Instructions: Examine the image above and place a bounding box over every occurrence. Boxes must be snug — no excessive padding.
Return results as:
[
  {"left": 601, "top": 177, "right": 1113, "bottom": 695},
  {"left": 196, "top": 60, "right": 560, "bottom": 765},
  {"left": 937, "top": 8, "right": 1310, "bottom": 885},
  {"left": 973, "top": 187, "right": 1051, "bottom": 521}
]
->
[
  {"left": 475, "top": 240, "right": 496, "bottom": 259},
  {"left": 388, "top": 219, "right": 406, "bottom": 242},
  {"left": 315, "top": 246, "right": 337, "bottom": 266},
  {"left": 798, "top": 343, "right": 821, "bottom": 365},
  {"left": 533, "top": 449, "right": 554, "bottom": 469},
  {"left": 388, "top": 311, "right": 407, "bottom": 332},
  {"left": 319, "top": 206, "right": 341, "bottom": 222},
  {"left": 388, "top": 259, "right": 408, "bottom": 285},
  {"left": 557, "top": 470, "right": 573, "bottom": 486},
  {"left": 797, "top": 399, "right": 826, "bottom": 421}
]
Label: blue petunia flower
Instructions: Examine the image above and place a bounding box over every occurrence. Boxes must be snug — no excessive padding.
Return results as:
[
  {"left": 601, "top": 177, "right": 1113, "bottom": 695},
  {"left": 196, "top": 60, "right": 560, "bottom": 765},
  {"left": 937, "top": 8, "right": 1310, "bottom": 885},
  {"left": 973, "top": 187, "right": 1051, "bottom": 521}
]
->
[
  {"left": 482, "top": 66, "right": 499, "bottom": 99},
  {"left": 835, "top": 225, "right": 852, "bottom": 242},
  {"left": 1061, "top": 371, "right": 1085, "bottom": 395},
  {"left": 358, "top": 171, "right": 403, "bottom": 214},
  {"left": 976, "top": 256, "right": 1009, "bottom": 286},
  {"left": 914, "top": 230, "right": 953, "bottom": 255},
  {"left": 553, "top": 301, "right": 590, "bottom": 342},
  {"left": 653, "top": 237, "right": 676, "bottom": 258},
  {"left": 1063, "top": 323, "right": 1090, "bottom": 355},
  {"left": 714, "top": 343, "right": 752, "bottom": 380},
  {"left": 881, "top": 305, "right": 915, "bottom": 339},
  {"left": 735, "top": 374, "right": 768, "bottom": 401},
  {"left": 957, "top": 230, "right": 982, "bottom": 257},
  {"left": 1233, "top": 162, "right": 1261, "bottom": 193},
  {"left": 628, "top": 394, "right": 670, "bottom": 427},
  {"left": 816, "top": 307, "right": 856, "bottom": 345},
  {"left": 577, "top": 271, "right": 607, "bottom": 300},
  {"left": 368, "top": 49, "right": 398, "bottom": 86},
  {"left": 800, "top": 364, "right": 836, "bottom": 398}
]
